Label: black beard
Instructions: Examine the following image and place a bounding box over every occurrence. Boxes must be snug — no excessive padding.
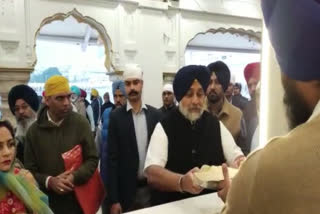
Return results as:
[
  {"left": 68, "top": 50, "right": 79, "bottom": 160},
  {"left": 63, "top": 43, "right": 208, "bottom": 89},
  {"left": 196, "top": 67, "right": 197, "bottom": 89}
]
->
[
  {"left": 283, "top": 80, "right": 312, "bottom": 130},
  {"left": 207, "top": 92, "right": 221, "bottom": 104}
]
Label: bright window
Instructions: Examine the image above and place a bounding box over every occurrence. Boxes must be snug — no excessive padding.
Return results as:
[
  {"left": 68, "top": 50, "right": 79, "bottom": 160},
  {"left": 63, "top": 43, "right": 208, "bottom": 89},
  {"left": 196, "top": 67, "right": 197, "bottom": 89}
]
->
[
  {"left": 185, "top": 49, "right": 260, "bottom": 99},
  {"left": 29, "top": 38, "right": 112, "bottom": 101}
]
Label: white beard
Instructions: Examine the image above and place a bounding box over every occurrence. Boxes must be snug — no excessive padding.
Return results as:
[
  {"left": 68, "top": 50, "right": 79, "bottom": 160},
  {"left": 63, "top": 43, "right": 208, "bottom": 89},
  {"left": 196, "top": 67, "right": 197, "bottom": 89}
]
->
[
  {"left": 179, "top": 104, "right": 204, "bottom": 123},
  {"left": 15, "top": 116, "right": 36, "bottom": 138}
]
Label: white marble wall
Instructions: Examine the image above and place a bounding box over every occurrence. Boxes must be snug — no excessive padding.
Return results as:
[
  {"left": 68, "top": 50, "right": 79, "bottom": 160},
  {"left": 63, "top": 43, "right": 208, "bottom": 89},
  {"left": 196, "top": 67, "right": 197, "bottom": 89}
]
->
[
  {"left": 259, "top": 25, "right": 289, "bottom": 144},
  {"left": 0, "top": 0, "right": 262, "bottom": 118}
]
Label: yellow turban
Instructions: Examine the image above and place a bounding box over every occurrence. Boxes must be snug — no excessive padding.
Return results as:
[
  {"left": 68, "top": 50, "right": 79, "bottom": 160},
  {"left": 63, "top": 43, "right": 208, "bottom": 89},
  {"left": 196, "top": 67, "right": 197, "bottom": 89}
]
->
[
  {"left": 44, "top": 75, "right": 71, "bottom": 97},
  {"left": 91, "top": 88, "right": 99, "bottom": 97}
]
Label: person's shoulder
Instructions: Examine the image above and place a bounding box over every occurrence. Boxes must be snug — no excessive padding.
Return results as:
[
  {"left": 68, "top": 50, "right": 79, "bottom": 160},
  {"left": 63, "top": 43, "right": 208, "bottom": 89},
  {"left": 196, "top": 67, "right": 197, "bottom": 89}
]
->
[
  {"left": 240, "top": 95, "right": 249, "bottom": 102},
  {"left": 203, "top": 110, "right": 217, "bottom": 119},
  {"left": 70, "top": 111, "right": 87, "bottom": 122},
  {"left": 158, "top": 106, "right": 165, "bottom": 112},
  {"left": 109, "top": 105, "right": 126, "bottom": 118},
  {"left": 102, "top": 106, "right": 113, "bottom": 116},
  {"left": 28, "top": 120, "right": 38, "bottom": 131},
  {"left": 262, "top": 116, "right": 320, "bottom": 158},
  {"left": 15, "top": 168, "right": 38, "bottom": 186},
  {"left": 26, "top": 120, "right": 39, "bottom": 137},
  {"left": 146, "top": 104, "right": 159, "bottom": 112},
  {"left": 247, "top": 128, "right": 309, "bottom": 177},
  {"left": 227, "top": 100, "right": 243, "bottom": 117},
  {"left": 146, "top": 104, "right": 162, "bottom": 117},
  {"left": 203, "top": 110, "right": 221, "bottom": 126}
]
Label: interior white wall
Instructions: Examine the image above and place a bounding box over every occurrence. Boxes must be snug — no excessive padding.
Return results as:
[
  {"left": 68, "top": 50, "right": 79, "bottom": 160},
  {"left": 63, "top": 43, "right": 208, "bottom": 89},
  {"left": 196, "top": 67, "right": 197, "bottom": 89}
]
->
[
  {"left": 0, "top": 0, "right": 262, "bottom": 108},
  {"left": 260, "top": 25, "right": 289, "bottom": 145}
]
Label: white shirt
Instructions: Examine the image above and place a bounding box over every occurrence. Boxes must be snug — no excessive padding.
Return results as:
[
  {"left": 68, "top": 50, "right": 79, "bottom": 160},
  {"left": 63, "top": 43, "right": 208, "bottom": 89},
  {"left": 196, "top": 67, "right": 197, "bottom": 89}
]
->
[
  {"left": 144, "top": 120, "right": 244, "bottom": 171},
  {"left": 47, "top": 111, "right": 64, "bottom": 126},
  {"left": 307, "top": 100, "right": 320, "bottom": 122},
  {"left": 127, "top": 102, "right": 148, "bottom": 179}
]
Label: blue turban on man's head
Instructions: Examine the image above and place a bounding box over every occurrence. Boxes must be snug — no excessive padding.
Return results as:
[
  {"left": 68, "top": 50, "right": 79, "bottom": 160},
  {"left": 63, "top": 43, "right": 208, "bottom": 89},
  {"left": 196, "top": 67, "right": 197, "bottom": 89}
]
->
[
  {"left": 70, "top": 85, "right": 81, "bottom": 96},
  {"left": 261, "top": 0, "right": 320, "bottom": 81},
  {"left": 112, "top": 80, "right": 126, "bottom": 97},
  {"left": 173, "top": 65, "right": 210, "bottom": 102}
]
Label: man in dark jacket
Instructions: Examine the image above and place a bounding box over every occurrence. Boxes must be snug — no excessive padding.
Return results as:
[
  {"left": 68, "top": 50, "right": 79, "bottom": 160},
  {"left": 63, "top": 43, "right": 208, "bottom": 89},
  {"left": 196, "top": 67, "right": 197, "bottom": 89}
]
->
[
  {"left": 144, "top": 65, "right": 244, "bottom": 205},
  {"left": 159, "top": 83, "right": 176, "bottom": 118},
  {"left": 232, "top": 83, "right": 248, "bottom": 112},
  {"left": 101, "top": 92, "right": 115, "bottom": 116},
  {"left": 24, "top": 75, "right": 98, "bottom": 214},
  {"left": 91, "top": 88, "right": 102, "bottom": 130},
  {"left": 107, "top": 65, "right": 161, "bottom": 214}
]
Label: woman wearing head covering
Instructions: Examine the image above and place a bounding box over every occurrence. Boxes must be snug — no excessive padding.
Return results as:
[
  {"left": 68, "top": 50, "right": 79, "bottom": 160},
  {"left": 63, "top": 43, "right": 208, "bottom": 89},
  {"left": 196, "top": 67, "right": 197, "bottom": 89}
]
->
[{"left": 0, "top": 120, "right": 53, "bottom": 214}]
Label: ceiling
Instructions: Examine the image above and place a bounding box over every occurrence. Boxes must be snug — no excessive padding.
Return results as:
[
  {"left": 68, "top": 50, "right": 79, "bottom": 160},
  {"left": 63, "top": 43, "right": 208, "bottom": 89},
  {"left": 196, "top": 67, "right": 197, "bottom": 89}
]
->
[{"left": 39, "top": 16, "right": 99, "bottom": 39}]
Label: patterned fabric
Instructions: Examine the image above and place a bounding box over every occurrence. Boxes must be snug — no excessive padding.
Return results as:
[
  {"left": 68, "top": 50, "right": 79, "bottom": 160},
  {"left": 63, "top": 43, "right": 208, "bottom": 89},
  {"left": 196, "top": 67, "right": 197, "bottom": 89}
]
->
[
  {"left": 0, "top": 169, "right": 26, "bottom": 214},
  {"left": 0, "top": 191, "right": 26, "bottom": 214},
  {"left": 0, "top": 168, "right": 53, "bottom": 214}
]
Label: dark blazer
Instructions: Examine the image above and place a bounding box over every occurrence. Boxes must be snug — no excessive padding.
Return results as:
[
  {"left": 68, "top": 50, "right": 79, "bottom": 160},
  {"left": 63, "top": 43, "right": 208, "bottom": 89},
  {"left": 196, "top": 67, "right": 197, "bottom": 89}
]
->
[
  {"left": 106, "top": 104, "right": 161, "bottom": 211},
  {"left": 232, "top": 94, "right": 249, "bottom": 112}
]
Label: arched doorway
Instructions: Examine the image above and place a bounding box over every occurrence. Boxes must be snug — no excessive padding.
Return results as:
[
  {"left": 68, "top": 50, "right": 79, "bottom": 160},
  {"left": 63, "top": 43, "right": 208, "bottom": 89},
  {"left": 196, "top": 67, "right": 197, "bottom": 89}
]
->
[
  {"left": 185, "top": 29, "right": 261, "bottom": 99},
  {"left": 30, "top": 9, "right": 114, "bottom": 101}
]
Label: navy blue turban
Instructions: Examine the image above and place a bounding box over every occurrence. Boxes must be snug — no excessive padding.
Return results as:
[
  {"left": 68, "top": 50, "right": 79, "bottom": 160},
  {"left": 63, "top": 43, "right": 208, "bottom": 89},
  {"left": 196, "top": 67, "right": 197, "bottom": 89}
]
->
[
  {"left": 261, "top": 0, "right": 320, "bottom": 81},
  {"left": 112, "top": 80, "right": 126, "bottom": 97},
  {"left": 8, "top": 85, "right": 39, "bottom": 115},
  {"left": 173, "top": 65, "right": 210, "bottom": 102},
  {"left": 207, "top": 61, "right": 231, "bottom": 92}
]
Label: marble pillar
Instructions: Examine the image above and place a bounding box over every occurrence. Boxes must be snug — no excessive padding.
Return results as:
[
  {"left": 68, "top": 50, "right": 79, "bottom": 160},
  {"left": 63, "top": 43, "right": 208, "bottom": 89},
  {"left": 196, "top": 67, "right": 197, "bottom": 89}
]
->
[{"left": 0, "top": 67, "right": 33, "bottom": 125}]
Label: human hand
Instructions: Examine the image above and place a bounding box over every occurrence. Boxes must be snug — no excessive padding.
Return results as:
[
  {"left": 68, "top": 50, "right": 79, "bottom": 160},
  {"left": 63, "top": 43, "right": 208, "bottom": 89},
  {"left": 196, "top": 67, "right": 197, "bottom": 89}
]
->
[
  {"left": 48, "top": 176, "right": 73, "bottom": 195},
  {"left": 232, "top": 155, "right": 246, "bottom": 168},
  {"left": 217, "top": 163, "right": 231, "bottom": 202},
  {"left": 110, "top": 203, "right": 122, "bottom": 214},
  {"left": 181, "top": 167, "right": 203, "bottom": 194}
]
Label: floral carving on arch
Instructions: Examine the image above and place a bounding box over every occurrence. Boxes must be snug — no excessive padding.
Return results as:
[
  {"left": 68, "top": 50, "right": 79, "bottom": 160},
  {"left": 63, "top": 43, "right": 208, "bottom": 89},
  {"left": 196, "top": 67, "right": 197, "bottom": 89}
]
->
[
  {"left": 186, "top": 27, "right": 262, "bottom": 51},
  {"left": 33, "top": 8, "right": 114, "bottom": 71}
]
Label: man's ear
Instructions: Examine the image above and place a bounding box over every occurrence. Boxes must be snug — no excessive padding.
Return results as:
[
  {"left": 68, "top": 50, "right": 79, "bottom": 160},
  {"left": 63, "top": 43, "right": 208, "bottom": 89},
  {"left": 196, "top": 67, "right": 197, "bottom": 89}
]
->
[{"left": 44, "top": 96, "right": 50, "bottom": 106}]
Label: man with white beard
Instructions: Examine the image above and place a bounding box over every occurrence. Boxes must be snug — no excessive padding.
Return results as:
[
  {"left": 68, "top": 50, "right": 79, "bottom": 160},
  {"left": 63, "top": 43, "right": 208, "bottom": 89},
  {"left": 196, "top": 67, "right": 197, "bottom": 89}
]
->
[
  {"left": 8, "top": 84, "right": 39, "bottom": 164},
  {"left": 144, "top": 65, "right": 245, "bottom": 206}
]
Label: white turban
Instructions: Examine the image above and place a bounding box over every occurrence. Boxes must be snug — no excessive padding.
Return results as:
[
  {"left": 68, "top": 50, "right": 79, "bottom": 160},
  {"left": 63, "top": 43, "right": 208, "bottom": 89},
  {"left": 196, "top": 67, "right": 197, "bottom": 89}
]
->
[
  {"left": 123, "top": 65, "right": 143, "bottom": 80},
  {"left": 163, "top": 84, "right": 173, "bottom": 93}
]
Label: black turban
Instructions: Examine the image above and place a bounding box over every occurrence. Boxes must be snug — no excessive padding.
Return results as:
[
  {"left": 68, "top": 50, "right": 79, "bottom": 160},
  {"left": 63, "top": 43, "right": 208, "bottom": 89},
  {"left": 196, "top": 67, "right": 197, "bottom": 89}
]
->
[
  {"left": 8, "top": 85, "right": 39, "bottom": 115},
  {"left": 173, "top": 65, "right": 210, "bottom": 102},
  {"left": 207, "top": 61, "right": 230, "bottom": 92}
]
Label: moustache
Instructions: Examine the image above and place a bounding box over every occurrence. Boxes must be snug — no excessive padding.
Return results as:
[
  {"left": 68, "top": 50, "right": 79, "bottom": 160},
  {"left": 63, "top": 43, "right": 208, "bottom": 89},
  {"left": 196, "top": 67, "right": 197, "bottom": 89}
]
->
[
  {"left": 17, "top": 116, "right": 28, "bottom": 122},
  {"left": 208, "top": 90, "right": 217, "bottom": 96},
  {"left": 189, "top": 106, "right": 201, "bottom": 111},
  {"left": 129, "top": 91, "right": 139, "bottom": 96}
]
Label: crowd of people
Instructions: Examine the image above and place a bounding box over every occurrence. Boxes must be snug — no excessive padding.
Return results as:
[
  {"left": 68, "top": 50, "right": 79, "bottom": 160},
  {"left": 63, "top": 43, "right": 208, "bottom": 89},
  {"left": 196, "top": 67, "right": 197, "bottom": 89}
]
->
[{"left": 0, "top": 0, "right": 319, "bottom": 213}]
